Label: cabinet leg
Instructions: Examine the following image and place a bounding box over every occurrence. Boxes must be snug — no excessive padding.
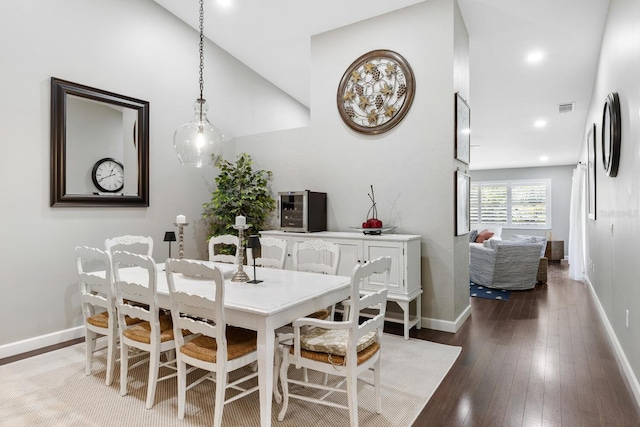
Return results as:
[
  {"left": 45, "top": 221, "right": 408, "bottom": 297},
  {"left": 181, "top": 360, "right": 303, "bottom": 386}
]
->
[
  {"left": 416, "top": 295, "right": 422, "bottom": 330},
  {"left": 396, "top": 300, "right": 410, "bottom": 340}
]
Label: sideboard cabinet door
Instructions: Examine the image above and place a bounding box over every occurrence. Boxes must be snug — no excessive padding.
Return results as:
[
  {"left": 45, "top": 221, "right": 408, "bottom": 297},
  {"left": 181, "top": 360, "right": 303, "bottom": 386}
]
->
[
  {"left": 362, "top": 240, "right": 403, "bottom": 293},
  {"left": 332, "top": 239, "right": 363, "bottom": 277}
]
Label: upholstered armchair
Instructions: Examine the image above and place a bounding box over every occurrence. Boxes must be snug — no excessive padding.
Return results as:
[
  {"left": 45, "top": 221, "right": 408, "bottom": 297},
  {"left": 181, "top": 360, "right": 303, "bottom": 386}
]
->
[{"left": 470, "top": 242, "right": 544, "bottom": 290}]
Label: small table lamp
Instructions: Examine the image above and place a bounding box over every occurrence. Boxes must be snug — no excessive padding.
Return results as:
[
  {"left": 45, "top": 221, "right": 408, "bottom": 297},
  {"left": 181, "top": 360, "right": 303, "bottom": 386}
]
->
[
  {"left": 164, "top": 231, "right": 177, "bottom": 258},
  {"left": 246, "top": 235, "right": 263, "bottom": 284}
]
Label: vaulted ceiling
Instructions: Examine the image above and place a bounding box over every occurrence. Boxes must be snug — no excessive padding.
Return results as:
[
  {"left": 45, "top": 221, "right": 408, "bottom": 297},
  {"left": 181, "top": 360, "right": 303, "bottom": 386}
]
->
[{"left": 154, "top": 0, "right": 610, "bottom": 170}]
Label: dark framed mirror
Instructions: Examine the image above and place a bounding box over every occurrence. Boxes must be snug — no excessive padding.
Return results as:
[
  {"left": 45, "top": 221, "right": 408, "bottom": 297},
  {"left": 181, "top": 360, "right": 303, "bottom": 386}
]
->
[
  {"left": 50, "top": 77, "right": 149, "bottom": 207},
  {"left": 601, "top": 92, "right": 621, "bottom": 178}
]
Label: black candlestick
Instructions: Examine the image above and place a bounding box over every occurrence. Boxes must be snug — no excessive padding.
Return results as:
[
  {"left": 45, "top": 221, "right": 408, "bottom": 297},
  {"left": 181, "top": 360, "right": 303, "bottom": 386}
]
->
[{"left": 246, "top": 235, "right": 263, "bottom": 284}]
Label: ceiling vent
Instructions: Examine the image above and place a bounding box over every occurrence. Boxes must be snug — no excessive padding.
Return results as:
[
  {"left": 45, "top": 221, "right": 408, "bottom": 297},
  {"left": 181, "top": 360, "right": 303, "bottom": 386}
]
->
[{"left": 558, "top": 102, "right": 575, "bottom": 113}]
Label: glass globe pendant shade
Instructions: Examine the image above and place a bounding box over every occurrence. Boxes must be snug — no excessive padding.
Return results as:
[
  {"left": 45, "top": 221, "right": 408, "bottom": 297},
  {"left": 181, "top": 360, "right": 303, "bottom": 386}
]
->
[{"left": 173, "top": 98, "right": 224, "bottom": 167}]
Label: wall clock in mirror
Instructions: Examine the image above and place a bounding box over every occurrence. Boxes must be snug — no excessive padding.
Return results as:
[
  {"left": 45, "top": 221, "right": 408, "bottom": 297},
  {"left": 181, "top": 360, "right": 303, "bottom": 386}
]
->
[
  {"left": 337, "top": 50, "right": 415, "bottom": 135},
  {"left": 92, "top": 157, "right": 124, "bottom": 193},
  {"left": 601, "top": 92, "right": 621, "bottom": 177}
]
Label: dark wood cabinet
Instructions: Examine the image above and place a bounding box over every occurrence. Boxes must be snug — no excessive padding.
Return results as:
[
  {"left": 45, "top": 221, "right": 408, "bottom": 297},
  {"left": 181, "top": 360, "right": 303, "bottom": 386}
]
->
[{"left": 545, "top": 240, "right": 564, "bottom": 261}]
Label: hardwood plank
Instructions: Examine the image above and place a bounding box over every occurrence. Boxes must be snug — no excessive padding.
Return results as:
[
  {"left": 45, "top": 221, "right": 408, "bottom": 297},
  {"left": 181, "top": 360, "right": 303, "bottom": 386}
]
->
[{"left": 412, "top": 264, "right": 640, "bottom": 426}]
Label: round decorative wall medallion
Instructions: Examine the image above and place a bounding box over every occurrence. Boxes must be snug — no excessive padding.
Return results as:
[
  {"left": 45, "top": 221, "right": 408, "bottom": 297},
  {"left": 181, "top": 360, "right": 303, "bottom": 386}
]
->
[
  {"left": 337, "top": 50, "right": 415, "bottom": 135},
  {"left": 601, "top": 92, "right": 621, "bottom": 177}
]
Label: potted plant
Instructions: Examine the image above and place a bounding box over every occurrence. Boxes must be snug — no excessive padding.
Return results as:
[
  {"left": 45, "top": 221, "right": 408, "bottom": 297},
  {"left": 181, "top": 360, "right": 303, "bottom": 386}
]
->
[{"left": 202, "top": 152, "right": 276, "bottom": 255}]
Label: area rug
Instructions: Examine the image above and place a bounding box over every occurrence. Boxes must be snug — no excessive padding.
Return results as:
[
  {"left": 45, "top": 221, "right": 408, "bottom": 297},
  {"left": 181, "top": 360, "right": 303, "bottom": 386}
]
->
[
  {"left": 470, "top": 282, "right": 511, "bottom": 301},
  {"left": 0, "top": 333, "right": 460, "bottom": 427}
]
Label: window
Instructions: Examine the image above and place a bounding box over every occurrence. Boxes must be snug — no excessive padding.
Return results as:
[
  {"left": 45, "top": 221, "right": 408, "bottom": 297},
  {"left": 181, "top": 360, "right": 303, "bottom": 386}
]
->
[{"left": 470, "top": 179, "right": 551, "bottom": 228}]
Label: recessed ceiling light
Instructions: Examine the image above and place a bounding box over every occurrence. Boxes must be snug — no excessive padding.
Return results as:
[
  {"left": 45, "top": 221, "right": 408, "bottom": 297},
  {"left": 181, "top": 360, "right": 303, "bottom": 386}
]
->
[
  {"left": 540, "top": 156, "right": 549, "bottom": 162},
  {"left": 526, "top": 51, "right": 545, "bottom": 64},
  {"left": 217, "top": 0, "right": 232, "bottom": 7},
  {"left": 534, "top": 119, "right": 547, "bottom": 128}
]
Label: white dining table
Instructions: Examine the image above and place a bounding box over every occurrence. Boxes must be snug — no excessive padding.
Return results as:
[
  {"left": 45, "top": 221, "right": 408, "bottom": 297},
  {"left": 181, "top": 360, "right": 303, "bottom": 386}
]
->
[{"left": 119, "top": 261, "right": 351, "bottom": 427}]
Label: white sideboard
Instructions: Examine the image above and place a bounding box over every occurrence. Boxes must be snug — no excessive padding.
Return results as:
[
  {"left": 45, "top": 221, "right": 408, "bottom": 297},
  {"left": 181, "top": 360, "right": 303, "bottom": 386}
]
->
[{"left": 260, "top": 230, "right": 422, "bottom": 339}]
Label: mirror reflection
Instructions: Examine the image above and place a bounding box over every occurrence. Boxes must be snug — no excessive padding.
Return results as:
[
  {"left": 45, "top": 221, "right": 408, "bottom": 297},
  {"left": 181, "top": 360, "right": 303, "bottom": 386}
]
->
[
  {"left": 65, "top": 95, "right": 139, "bottom": 195},
  {"left": 50, "top": 77, "right": 149, "bottom": 207}
]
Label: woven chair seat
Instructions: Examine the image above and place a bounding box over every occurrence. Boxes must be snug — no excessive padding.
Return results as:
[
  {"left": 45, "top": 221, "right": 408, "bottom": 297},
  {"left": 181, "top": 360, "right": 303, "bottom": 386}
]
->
[
  {"left": 306, "top": 308, "right": 331, "bottom": 320},
  {"left": 122, "top": 314, "right": 183, "bottom": 344},
  {"left": 291, "top": 341, "right": 380, "bottom": 366},
  {"left": 180, "top": 326, "right": 257, "bottom": 362},
  {"left": 86, "top": 311, "right": 142, "bottom": 328}
]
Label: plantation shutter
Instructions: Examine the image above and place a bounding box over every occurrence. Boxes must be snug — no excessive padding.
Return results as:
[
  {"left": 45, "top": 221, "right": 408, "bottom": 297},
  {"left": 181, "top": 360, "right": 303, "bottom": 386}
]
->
[
  {"left": 470, "top": 185, "right": 479, "bottom": 223},
  {"left": 472, "top": 179, "right": 550, "bottom": 228},
  {"left": 479, "top": 184, "right": 508, "bottom": 224},
  {"left": 511, "top": 183, "right": 547, "bottom": 226}
]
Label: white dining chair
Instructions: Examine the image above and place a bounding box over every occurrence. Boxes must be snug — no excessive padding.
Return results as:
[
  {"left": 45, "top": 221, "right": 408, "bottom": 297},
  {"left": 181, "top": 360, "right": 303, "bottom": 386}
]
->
[
  {"left": 76, "top": 246, "right": 119, "bottom": 386},
  {"left": 292, "top": 239, "right": 340, "bottom": 275},
  {"left": 112, "top": 250, "right": 179, "bottom": 409},
  {"left": 273, "top": 239, "right": 342, "bottom": 399},
  {"left": 277, "top": 256, "right": 391, "bottom": 427},
  {"left": 165, "top": 258, "right": 259, "bottom": 426},
  {"left": 105, "top": 235, "right": 153, "bottom": 257},
  {"left": 292, "top": 239, "right": 340, "bottom": 320},
  {"left": 207, "top": 234, "right": 239, "bottom": 264},
  {"left": 246, "top": 236, "right": 287, "bottom": 269}
]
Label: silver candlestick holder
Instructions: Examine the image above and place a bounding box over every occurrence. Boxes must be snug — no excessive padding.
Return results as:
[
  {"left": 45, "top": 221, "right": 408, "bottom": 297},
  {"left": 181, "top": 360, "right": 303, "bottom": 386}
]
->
[
  {"left": 231, "top": 224, "right": 251, "bottom": 282},
  {"left": 173, "top": 222, "right": 189, "bottom": 259}
]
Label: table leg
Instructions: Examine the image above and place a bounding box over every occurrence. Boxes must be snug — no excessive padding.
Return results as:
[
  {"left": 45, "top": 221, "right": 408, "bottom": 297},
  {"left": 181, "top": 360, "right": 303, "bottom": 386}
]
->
[{"left": 257, "top": 321, "right": 275, "bottom": 427}]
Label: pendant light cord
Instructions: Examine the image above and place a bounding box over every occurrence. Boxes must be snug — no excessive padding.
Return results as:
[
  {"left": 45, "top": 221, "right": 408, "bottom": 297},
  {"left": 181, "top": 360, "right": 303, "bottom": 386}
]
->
[{"left": 198, "top": 0, "right": 205, "bottom": 122}]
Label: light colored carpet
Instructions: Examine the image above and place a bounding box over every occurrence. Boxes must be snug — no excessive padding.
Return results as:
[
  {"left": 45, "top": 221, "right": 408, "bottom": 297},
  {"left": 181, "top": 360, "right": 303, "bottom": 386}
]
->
[{"left": 0, "top": 333, "right": 460, "bottom": 426}]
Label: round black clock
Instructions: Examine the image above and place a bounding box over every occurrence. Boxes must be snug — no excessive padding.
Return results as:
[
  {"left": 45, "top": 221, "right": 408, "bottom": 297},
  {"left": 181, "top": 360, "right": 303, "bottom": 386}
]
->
[
  {"left": 601, "top": 92, "right": 621, "bottom": 177},
  {"left": 92, "top": 158, "right": 124, "bottom": 192}
]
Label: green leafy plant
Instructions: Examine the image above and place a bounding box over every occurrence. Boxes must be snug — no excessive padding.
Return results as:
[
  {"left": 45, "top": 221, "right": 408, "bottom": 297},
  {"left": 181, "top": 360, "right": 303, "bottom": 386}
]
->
[{"left": 202, "top": 153, "right": 276, "bottom": 251}]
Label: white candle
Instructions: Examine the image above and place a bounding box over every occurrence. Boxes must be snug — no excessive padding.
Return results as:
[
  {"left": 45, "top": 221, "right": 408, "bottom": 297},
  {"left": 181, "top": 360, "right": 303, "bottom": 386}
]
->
[
  {"left": 235, "top": 215, "right": 246, "bottom": 227},
  {"left": 176, "top": 214, "right": 186, "bottom": 224}
]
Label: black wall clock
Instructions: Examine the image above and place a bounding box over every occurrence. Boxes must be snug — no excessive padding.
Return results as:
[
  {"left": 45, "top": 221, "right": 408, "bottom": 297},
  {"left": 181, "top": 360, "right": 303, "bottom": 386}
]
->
[
  {"left": 92, "top": 157, "right": 124, "bottom": 193},
  {"left": 337, "top": 50, "right": 415, "bottom": 135},
  {"left": 601, "top": 92, "right": 621, "bottom": 177}
]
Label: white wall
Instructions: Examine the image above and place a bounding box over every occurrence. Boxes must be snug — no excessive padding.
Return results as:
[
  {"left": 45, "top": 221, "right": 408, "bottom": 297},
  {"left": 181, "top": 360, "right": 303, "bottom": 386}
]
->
[
  {"left": 580, "top": 0, "right": 640, "bottom": 403},
  {"left": 236, "top": 0, "right": 470, "bottom": 330},
  {"left": 471, "top": 165, "right": 574, "bottom": 256},
  {"left": 0, "top": 0, "right": 308, "bottom": 351}
]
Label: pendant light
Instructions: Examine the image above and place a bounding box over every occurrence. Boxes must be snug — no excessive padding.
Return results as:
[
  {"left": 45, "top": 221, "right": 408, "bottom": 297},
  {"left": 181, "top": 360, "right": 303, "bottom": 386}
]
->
[{"left": 173, "top": 0, "right": 224, "bottom": 167}]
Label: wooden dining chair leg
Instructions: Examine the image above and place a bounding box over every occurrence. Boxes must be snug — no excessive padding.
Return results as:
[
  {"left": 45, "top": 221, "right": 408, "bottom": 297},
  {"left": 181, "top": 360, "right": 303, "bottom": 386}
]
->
[
  {"left": 375, "top": 359, "right": 382, "bottom": 413},
  {"left": 277, "top": 351, "right": 291, "bottom": 422},
  {"left": 273, "top": 340, "right": 282, "bottom": 403},
  {"left": 105, "top": 328, "right": 118, "bottom": 386},
  {"left": 145, "top": 345, "right": 161, "bottom": 409},
  {"left": 347, "top": 370, "right": 359, "bottom": 427},
  {"left": 120, "top": 342, "right": 130, "bottom": 396},
  {"left": 84, "top": 329, "right": 96, "bottom": 376},
  {"left": 213, "top": 367, "right": 227, "bottom": 427},
  {"left": 177, "top": 359, "right": 187, "bottom": 419}
]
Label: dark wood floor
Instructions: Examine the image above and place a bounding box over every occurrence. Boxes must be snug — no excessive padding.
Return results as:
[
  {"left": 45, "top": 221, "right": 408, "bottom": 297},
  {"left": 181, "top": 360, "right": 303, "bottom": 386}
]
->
[
  {"left": 398, "top": 264, "right": 640, "bottom": 427},
  {"left": 3, "top": 264, "right": 639, "bottom": 426}
]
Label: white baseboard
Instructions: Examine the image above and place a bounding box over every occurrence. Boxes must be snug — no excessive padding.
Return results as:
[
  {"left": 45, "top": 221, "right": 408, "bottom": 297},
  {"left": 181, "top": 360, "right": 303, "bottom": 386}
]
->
[
  {"left": 585, "top": 275, "right": 640, "bottom": 409},
  {"left": 0, "top": 326, "right": 84, "bottom": 360},
  {"left": 421, "top": 304, "right": 471, "bottom": 333}
]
